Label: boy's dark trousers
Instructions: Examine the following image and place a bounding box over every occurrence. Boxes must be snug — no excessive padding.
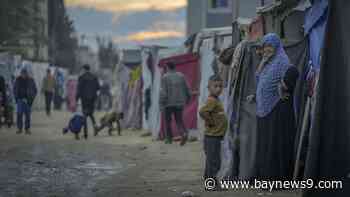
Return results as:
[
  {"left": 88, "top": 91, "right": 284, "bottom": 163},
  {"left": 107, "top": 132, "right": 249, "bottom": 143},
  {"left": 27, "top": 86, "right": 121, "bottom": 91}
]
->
[
  {"left": 164, "top": 106, "right": 188, "bottom": 141},
  {"left": 17, "top": 99, "right": 31, "bottom": 131},
  {"left": 204, "top": 135, "right": 223, "bottom": 179},
  {"left": 82, "top": 99, "right": 97, "bottom": 139},
  {"left": 44, "top": 91, "right": 53, "bottom": 116}
]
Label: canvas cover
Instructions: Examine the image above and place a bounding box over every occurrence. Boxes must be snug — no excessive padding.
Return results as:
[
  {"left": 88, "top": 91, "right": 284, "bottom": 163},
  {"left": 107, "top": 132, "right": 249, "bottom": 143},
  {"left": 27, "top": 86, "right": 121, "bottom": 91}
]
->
[
  {"left": 66, "top": 76, "right": 78, "bottom": 112},
  {"left": 226, "top": 41, "right": 260, "bottom": 180},
  {"left": 197, "top": 39, "right": 215, "bottom": 139},
  {"left": 158, "top": 53, "right": 199, "bottom": 139},
  {"left": 141, "top": 50, "right": 153, "bottom": 130},
  {"left": 304, "top": 0, "right": 328, "bottom": 71},
  {"left": 303, "top": 1, "right": 350, "bottom": 196},
  {"left": 144, "top": 47, "right": 187, "bottom": 139},
  {"left": 117, "top": 64, "right": 142, "bottom": 130}
]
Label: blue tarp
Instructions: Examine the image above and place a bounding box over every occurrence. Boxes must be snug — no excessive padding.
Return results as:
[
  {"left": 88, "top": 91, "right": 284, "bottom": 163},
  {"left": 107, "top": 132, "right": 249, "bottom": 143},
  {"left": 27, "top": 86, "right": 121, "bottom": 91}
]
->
[{"left": 304, "top": 0, "right": 328, "bottom": 71}]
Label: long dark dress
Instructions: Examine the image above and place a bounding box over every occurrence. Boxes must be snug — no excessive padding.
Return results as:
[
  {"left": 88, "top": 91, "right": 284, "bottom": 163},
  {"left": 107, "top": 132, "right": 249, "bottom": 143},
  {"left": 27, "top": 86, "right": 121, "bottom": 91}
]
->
[{"left": 255, "top": 66, "right": 299, "bottom": 180}]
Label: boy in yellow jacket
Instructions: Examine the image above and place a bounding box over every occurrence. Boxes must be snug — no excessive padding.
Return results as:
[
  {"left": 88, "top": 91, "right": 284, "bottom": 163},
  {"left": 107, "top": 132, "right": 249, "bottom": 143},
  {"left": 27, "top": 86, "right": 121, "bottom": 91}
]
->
[{"left": 199, "top": 75, "right": 228, "bottom": 182}]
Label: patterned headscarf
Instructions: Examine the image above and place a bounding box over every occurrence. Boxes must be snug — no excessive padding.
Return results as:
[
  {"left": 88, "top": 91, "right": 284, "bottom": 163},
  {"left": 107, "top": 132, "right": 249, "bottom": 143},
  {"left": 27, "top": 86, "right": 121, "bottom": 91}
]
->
[{"left": 256, "top": 33, "right": 291, "bottom": 117}]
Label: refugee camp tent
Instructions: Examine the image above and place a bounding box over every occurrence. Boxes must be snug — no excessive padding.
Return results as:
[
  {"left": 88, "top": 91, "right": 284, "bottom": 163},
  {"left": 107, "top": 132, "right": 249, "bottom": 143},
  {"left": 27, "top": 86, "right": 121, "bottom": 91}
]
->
[
  {"left": 192, "top": 27, "right": 232, "bottom": 136},
  {"left": 191, "top": 27, "right": 238, "bottom": 178},
  {"left": 258, "top": 0, "right": 308, "bottom": 42},
  {"left": 158, "top": 53, "right": 199, "bottom": 140},
  {"left": 139, "top": 46, "right": 186, "bottom": 139},
  {"left": 116, "top": 49, "right": 143, "bottom": 129},
  {"left": 66, "top": 75, "right": 78, "bottom": 112},
  {"left": 302, "top": 1, "right": 350, "bottom": 196}
]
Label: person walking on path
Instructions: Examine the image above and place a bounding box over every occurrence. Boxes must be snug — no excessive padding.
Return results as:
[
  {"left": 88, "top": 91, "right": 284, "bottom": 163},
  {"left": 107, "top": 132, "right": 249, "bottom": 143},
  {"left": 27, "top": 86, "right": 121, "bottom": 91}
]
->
[
  {"left": 159, "top": 62, "right": 191, "bottom": 146},
  {"left": 14, "top": 69, "right": 37, "bottom": 134},
  {"left": 76, "top": 64, "right": 100, "bottom": 139},
  {"left": 42, "top": 69, "right": 56, "bottom": 116}
]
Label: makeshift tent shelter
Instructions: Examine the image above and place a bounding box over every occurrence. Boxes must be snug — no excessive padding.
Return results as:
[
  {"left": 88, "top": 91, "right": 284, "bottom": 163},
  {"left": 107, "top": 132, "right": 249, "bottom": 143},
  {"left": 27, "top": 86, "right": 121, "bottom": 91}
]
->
[
  {"left": 139, "top": 46, "right": 186, "bottom": 139},
  {"left": 302, "top": 1, "right": 350, "bottom": 196},
  {"left": 66, "top": 75, "right": 78, "bottom": 112},
  {"left": 258, "top": 0, "right": 307, "bottom": 42},
  {"left": 192, "top": 27, "right": 232, "bottom": 136},
  {"left": 158, "top": 53, "right": 199, "bottom": 140},
  {"left": 116, "top": 50, "right": 143, "bottom": 129}
]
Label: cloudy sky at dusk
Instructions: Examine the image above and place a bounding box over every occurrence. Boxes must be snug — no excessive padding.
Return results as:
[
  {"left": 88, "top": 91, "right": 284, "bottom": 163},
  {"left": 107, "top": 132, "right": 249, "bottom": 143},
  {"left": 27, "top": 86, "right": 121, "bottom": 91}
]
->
[{"left": 64, "top": 0, "right": 187, "bottom": 49}]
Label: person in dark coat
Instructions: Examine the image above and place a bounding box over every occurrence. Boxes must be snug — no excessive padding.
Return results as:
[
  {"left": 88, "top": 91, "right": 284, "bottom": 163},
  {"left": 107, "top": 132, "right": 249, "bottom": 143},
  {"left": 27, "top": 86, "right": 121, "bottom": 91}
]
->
[
  {"left": 14, "top": 69, "right": 37, "bottom": 134},
  {"left": 254, "top": 33, "right": 299, "bottom": 182},
  {"left": 76, "top": 64, "right": 100, "bottom": 139},
  {"left": 159, "top": 62, "right": 191, "bottom": 146}
]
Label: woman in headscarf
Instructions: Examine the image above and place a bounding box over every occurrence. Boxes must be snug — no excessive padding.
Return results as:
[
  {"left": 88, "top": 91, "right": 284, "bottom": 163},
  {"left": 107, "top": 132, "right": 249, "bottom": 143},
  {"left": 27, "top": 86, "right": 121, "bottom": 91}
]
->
[{"left": 255, "top": 33, "right": 299, "bottom": 181}]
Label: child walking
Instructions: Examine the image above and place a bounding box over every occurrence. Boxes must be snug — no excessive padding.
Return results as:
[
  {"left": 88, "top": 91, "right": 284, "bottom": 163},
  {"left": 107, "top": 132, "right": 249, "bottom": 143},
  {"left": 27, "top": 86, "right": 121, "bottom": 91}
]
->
[
  {"left": 199, "top": 75, "right": 228, "bottom": 184},
  {"left": 62, "top": 112, "right": 85, "bottom": 140}
]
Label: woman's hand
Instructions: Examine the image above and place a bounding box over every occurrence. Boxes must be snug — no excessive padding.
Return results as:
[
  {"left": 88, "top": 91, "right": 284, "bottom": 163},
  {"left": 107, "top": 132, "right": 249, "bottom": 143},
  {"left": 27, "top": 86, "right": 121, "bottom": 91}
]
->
[
  {"left": 246, "top": 94, "right": 256, "bottom": 103},
  {"left": 278, "top": 82, "right": 290, "bottom": 101}
]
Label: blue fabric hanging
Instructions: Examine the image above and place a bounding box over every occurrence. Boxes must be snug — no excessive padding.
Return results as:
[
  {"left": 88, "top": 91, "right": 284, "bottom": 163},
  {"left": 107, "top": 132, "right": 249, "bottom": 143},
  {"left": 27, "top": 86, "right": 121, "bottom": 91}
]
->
[{"left": 304, "top": 0, "right": 329, "bottom": 71}]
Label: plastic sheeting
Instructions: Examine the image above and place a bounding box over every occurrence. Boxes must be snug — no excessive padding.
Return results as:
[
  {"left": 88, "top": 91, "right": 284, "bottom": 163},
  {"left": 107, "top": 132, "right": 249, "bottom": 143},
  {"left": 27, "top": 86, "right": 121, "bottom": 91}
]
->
[
  {"left": 139, "top": 47, "right": 186, "bottom": 139},
  {"left": 158, "top": 53, "right": 199, "bottom": 139},
  {"left": 304, "top": 0, "right": 328, "bottom": 71},
  {"left": 141, "top": 50, "right": 153, "bottom": 130},
  {"left": 196, "top": 34, "right": 234, "bottom": 179},
  {"left": 197, "top": 39, "right": 215, "bottom": 140},
  {"left": 148, "top": 48, "right": 184, "bottom": 139},
  {"left": 66, "top": 76, "right": 78, "bottom": 112},
  {"left": 303, "top": 1, "right": 350, "bottom": 196},
  {"left": 116, "top": 64, "right": 142, "bottom": 129}
]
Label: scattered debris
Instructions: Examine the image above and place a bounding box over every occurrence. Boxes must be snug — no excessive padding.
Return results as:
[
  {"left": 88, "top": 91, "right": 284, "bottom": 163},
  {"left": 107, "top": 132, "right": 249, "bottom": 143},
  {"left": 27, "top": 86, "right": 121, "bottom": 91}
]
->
[
  {"left": 140, "top": 132, "right": 152, "bottom": 137},
  {"left": 188, "top": 137, "right": 198, "bottom": 142},
  {"left": 35, "top": 160, "right": 45, "bottom": 165},
  {"left": 169, "top": 187, "right": 178, "bottom": 192},
  {"left": 182, "top": 190, "right": 195, "bottom": 197},
  {"left": 139, "top": 146, "right": 148, "bottom": 151}
]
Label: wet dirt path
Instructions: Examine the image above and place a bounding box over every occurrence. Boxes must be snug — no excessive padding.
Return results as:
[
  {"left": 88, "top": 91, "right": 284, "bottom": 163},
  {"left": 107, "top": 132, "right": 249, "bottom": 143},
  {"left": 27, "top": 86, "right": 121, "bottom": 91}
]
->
[{"left": 0, "top": 111, "right": 300, "bottom": 197}]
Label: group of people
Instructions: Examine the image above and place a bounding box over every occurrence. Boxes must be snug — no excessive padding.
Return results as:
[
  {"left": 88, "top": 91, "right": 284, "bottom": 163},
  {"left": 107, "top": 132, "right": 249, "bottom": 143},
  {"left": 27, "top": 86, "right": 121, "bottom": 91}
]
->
[
  {"left": 0, "top": 63, "right": 122, "bottom": 140},
  {"left": 159, "top": 33, "right": 300, "bottom": 186}
]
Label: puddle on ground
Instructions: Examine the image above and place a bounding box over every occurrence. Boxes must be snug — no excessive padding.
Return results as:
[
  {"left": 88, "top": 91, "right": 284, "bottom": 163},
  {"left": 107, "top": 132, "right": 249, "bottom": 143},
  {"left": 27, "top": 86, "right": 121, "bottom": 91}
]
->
[{"left": 0, "top": 150, "right": 131, "bottom": 197}]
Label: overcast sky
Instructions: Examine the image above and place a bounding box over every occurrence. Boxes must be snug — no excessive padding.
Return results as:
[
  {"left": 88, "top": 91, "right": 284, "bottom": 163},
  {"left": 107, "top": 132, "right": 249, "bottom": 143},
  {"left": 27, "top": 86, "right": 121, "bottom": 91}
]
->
[{"left": 65, "top": 0, "right": 187, "bottom": 49}]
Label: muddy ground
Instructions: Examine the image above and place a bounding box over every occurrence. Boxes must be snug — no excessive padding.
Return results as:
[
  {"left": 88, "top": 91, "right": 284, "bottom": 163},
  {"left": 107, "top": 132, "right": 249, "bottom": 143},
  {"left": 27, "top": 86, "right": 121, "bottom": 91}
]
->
[{"left": 0, "top": 111, "right": 300, "bottom": 197}]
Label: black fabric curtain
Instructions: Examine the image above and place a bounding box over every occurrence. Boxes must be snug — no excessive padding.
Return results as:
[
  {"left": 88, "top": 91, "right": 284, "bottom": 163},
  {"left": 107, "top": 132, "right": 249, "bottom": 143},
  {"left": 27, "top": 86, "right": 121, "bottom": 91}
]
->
[{"left": 303, "top": 1, "right": 350, "bottom": 196}]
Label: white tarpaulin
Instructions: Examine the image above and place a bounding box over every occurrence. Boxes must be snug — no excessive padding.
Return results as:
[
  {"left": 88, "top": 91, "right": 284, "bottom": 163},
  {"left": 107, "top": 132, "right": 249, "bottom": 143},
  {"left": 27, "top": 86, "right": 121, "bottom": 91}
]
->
[
  {"left": 195, "top": 28, "right": 234, "bottom": 179},
  {"left": 141, "top": 49, "right": 153, "bottom": 131}
]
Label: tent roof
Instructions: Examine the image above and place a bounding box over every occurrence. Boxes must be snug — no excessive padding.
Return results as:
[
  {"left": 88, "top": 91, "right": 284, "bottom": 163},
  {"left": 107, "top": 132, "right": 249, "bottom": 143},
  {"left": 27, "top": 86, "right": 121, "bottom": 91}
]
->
[
  {"left": 199, "top": 27, "right": 232, "bottom": 38},
  {"left": 158, "top": 53, "right": 198, "bottom": 68},
  {"left": 122, "top": 49, "right": 142, "bottom": 65}
]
